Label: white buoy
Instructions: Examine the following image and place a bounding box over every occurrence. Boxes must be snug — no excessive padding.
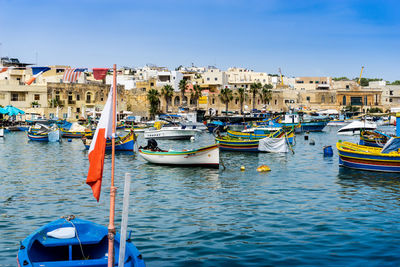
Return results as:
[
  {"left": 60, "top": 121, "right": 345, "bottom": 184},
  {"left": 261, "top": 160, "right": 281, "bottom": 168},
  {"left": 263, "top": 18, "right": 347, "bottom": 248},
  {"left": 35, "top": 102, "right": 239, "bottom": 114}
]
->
[{"left": 190, "top": 136, "right": 195, "bottom": 142}]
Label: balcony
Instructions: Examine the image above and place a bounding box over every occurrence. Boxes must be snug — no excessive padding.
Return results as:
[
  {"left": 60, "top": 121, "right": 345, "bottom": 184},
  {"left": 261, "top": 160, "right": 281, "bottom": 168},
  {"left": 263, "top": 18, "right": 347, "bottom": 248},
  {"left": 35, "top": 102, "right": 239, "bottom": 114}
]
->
[{"left": 68, "top": 100, "right": 76, "bottom": 105}]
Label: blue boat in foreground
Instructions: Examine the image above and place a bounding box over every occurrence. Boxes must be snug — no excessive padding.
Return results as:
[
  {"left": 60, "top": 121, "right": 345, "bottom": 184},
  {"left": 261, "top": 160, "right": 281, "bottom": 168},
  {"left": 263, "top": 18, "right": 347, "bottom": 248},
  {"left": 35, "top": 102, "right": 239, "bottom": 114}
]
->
[{"left": 17, "top": 216, "right": 145, "bottom": 267}]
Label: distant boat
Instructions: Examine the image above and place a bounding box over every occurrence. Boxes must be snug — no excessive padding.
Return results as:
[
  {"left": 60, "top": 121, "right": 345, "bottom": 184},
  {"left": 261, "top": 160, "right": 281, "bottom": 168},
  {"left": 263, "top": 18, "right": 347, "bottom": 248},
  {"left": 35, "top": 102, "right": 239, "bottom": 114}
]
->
[
  {"left": 27, "top": 124, "right": 61, "bottom": 142},
  {"left": 144, "top": 122, "right": 199, "bottom": 140},
  {"left": 82, "top": 130, "right": 136, "bottom": 151},
  {"left": 337, "top": 120, "right": 376, "bottom": 135},
  {"left": 0, "top": 128, "right": 4, "bottom": 137},
  {"left": 139, "top": 141, "right": 219, "bottom": 168},
  {"left": 60, "top": 122, "right": 93, "bottom": 138},
  {"left": 359, "top": 129, "right": 391, "bottom": 147},
  {"left": 17, "top": 216, "right": 145, "bottom": 267}
]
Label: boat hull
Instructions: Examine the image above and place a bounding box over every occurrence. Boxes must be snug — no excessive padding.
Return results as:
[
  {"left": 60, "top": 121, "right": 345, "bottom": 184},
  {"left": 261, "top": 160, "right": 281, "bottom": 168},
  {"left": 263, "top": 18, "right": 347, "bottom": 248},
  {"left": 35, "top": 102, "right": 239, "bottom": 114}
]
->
[
  {"left": 337, "top": 141, "right": 400, "bottom": 172},
  {"left": 17, "top": 217, "right": 145, "bottom": 267},
  {"left": 139, "top": 144, "right": 219, "bottom": 168},
  {"left": 83, "top": 131, "right": 135, "bottom": 151}
]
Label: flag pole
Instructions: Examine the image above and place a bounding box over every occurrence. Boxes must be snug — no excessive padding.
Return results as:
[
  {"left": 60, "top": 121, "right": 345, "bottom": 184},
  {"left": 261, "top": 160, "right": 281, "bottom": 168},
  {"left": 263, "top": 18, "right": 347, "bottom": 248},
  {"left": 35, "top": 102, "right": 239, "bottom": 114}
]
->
[{"left": 108, "top": 64, "right": 117, "bottom": 267}]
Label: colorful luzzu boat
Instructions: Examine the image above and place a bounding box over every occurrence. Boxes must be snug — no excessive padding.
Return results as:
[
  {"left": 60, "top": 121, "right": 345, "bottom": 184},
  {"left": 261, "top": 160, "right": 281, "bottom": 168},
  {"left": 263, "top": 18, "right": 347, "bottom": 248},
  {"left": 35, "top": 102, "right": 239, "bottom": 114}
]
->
[
  {"left": 337, "top": 138, "right": 400, "bottom": 172},
  {"left": 359, "top": 129, "right": 391, "bottom": 147},
  {"left": 82, "top": 130, "right": 136, "bottom": 151},
  {"left": 61, "top": 127, "right": 93, "bottom": 138},
  {"left": 216, "top": 130, "right": 294, "bottom": 152}
]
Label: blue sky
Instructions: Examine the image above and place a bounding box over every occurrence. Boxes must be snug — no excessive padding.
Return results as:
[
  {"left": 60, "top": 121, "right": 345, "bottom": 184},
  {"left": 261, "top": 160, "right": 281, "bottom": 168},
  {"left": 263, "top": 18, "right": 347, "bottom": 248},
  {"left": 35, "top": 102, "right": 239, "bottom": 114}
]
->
[{"left": 1, "top": 0, "right": 399, "bottom": 81}]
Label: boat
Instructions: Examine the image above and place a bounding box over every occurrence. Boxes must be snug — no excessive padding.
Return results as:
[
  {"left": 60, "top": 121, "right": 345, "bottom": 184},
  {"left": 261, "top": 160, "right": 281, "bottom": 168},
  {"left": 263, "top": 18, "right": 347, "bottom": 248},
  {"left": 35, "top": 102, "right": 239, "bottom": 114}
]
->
[
  {"left": 269, "top": 114, "right": 329, "bottom": 132},
  {"left": 359, "top": 129, "right": 391, "bottom": 147},
  {"left": 216, "top": 129, "right": 294, "bottom": 152},
  {"left": 82, "top": 130, "right": 136, "bottom": 151},
  {"left": 337, "top": 120, "right": 377, "bottom": 135},
  {"left": 17, "top": 216, "right": 145, "bottom": 267},
  {"left": 227, "top": 127, "right": 288, "bottom": 139},
  {"left": 139, "top": 140, "right": 219, "bottom": 168},
  {"left": 0, "top": 127, "right": 4, "bottom": 137},
  {"left": 27, "top": 124, "right": 61, "bottom": 142},
  {"left": 60, "top": 122, "right": 93, "bottom": 138},
  {"left": 337, "top": 138, "right": 400, "bottom": 172},
  {"left": 144, "top": 121, "right": 199, "bottom": 140}
]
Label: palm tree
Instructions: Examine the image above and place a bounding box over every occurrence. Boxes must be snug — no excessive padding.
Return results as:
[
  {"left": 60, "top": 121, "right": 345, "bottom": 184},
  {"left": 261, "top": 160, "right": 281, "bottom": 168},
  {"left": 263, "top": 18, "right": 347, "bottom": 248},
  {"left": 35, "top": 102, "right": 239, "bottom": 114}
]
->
[
  {"left": 147, "top": 88, "right": 160, "bottom": 119},
  {"left": 219, "top": 87, "right": 234, "bottom": 115},
  {"left": 161, "top": 84, "right": 174, "bottom": 113},
  {"left": 259, "top": 84, "right": 273, "bottom": 108},
  {"left": 179, "top": 79, "right": 187, "bottom": 106},
  {"left": 190, "top": 84, "right": 202, "bottom": 109},
  {"left": 250, "top": 82, "right": 262, "bottom": 111},
  {"left": 235, "top": 87, "right": 247, "bottom": 115}
]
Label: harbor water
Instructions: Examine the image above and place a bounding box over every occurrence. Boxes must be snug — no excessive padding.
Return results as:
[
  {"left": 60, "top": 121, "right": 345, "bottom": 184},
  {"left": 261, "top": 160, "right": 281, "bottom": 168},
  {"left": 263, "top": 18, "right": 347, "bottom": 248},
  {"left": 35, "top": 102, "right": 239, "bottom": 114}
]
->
[{"left": 1, "top": 127, "right": 400, "bottom": 266}]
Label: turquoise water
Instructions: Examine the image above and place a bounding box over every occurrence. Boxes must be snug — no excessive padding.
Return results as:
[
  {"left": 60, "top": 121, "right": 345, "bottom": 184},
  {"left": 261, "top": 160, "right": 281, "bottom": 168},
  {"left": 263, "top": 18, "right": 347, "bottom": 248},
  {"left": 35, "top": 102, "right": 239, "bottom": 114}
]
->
[{"left": 1, "top": 128, "right": 400, "bottom": 266}]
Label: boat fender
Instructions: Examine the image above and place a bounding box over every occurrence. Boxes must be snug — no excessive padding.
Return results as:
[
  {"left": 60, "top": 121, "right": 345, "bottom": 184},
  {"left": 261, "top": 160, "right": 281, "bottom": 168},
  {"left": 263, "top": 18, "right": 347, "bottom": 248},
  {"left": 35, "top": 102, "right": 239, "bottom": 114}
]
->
[
  {"left": 240, "top": 166, "right": 245, "bottom": 171},
  {"left": 68, "top": 139, "right": 72, "bottom": 142},
  {"left": 47, "top": 227, "right": 75, "bottom": 239},
  {"left": 257, "top": 165, "right": 271, "bottom": 172},
  {"left": 310, "top": 139, "right": 315, "bottom": 145},
  {"left": 190, "top": 136, "right": 195, "bottom": 142}
]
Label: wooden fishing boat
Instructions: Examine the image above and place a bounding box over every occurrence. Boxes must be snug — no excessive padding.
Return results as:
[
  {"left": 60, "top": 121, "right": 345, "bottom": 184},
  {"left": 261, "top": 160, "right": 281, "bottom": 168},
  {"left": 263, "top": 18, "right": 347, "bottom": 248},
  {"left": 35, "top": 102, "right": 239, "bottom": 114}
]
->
[
  {"left": 27, "top": 124, "right": 61, "bottom": 142},
  {"left": 82, "top": 130, "right": 136, "bottom": 151},
  {"left": 337, "top": 139, "right": 400, "bottom": 172},
  {"left": 17, "top": 216, "right": 145, "bottom": 267},
  {"left": 217, "top": 130, "right": 295, "bottom": 152},
  {"left": 227, "top": 128, "right": 288, "bottom": 139},
  {"left": 61, "top": 127, "right": 93, "bottom": 138},
  {"left": 139, "top": 143, "right": 219, "bottom": 168},
  {"left": 359, "top": 129, "right": 391, "bottom": 147}
]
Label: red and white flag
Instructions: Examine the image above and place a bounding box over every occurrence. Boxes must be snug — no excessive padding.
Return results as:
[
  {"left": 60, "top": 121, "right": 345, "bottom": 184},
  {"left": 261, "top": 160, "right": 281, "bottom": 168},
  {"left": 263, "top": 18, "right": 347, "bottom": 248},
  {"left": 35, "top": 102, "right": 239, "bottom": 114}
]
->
[{"left": 86, "top": 86, "right": 115, "bottom": 201}]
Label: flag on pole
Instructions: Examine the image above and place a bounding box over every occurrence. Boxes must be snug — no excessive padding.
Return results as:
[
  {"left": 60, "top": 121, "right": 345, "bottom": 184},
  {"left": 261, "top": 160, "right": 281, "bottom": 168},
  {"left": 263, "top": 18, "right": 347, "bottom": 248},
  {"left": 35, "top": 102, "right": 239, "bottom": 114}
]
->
[
  {"left": 93, "top": 68, "right": 109, "bottom": 80},
  {"left": 86, "top": 86, "right": 115, "bottom": 201},
  {"left": 63, "top": 68, "right": 86, "bottom": 83},
  {"left": 25, "top": 67, "right": 51, "bottom": 85},
  {"left": 0, "top": 67, "right": 8, "bottom": 73}
]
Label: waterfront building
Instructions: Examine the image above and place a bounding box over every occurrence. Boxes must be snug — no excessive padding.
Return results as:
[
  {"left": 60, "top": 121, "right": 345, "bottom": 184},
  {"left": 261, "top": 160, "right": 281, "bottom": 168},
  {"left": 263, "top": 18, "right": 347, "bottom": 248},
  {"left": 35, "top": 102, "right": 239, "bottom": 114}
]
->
[{"left": 336, "top": 83, "right": 382, "bottom": 113}]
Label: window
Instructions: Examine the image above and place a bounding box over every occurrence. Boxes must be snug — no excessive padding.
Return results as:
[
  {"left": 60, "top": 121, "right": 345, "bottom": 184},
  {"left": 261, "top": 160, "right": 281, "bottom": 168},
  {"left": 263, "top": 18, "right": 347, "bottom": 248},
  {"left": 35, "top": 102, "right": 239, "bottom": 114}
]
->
[
  {"left": 309, "top": 81, "right": 313, "bottom": 84},
  {"left": 306, "top": 96, "right": 310, "bottom": 101},
  {"left": 390, "top": 98, "right": 393, "bottom": 102},
  {"left": 364, "top": 96, "right": 368, "bottom": 105},
  {"left": 274, "top": 99, "right": 277, "bottom": 105},
  {"left": 214, "top": 77, "right": 218, "bottom": 81},
  {"left": 296, "top": 81, "right": 304, "bottom": 84},
  {"left": 34, "top": 94, "right": 40, "bottom": 101},
  {"left": 331, "top": 96, "right": 334, "bottom": 103},
  {"left": 235, "top": 99, "right": 238, "bottom": 104},
  {"left": 150, "top": 82, "right": 154, "bottom": 86},
  {"left": 315, "top": 81, "right": 319, "bottom": 84},
  {"left": 346, "top": 85, "right": 350, "bottom": 89},
  {"left": 11, "top": 93, "right": 18, "bottom": 101},
  {"left": 68, "top": 93, "right": 73, "bottom": 101},
  {"left": 77, "top": 94, "right": 80, "bottom": 101},
  {"left": 77, "top": 108, "right": 80, "bottom": 113},
  {"left": 212, "top": 98, "right": 215, "bottom": 104},
  {"left": 49, "top": 113, "right": 54, "bottom": 118},
  {"left": 11, "top": 93, "right": 25, "bottom": 101},
  {"left": 343, "top": 96, "right": 346, "bottom": 105},
  {"left": 207, "top": 77, "right": 210, "bottom": 81},
  {"left": 63, "top": 113, "right": 67, "bottom": 119},
  {"left": 142, "top": 88, "right": 146, "bottom": 92},
  {"left": 321, "top": 95, "right": 325, "bottom": 103},
  {"left": 86, "top": 92, "right": 92, "bottom": 102},
  {"left": 0, "top": 93, "right": 4, "bottom": 99},
  {"left": 390, "top": 91, "right": 393, "bottom": 95},
  {"left": 101, "top": 98, "right": 104, "bottom": 101},
  {"left": 350, "top": 97, "right": 362, "bottom": 106}
]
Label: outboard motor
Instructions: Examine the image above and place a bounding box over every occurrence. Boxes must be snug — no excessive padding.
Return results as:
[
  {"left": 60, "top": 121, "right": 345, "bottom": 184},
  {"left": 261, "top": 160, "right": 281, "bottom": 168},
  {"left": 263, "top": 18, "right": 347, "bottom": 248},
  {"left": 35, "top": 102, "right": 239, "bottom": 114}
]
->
[{"left": 140, "top": 138, "right": 159, "bottom": 151}]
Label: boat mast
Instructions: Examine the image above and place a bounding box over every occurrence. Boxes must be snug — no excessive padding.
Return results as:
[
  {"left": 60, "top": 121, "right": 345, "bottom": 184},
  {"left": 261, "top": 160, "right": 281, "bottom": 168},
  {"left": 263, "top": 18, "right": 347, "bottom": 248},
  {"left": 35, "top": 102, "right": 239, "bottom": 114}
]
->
[{"left": 108, "top": 64, "right": 117, "bottom": 267}]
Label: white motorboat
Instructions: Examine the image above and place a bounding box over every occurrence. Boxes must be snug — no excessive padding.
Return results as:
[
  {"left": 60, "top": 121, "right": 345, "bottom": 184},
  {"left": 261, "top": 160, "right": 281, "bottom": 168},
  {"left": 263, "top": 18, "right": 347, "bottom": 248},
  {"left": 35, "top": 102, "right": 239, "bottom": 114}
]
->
[
  {"left": 337, "top": 120, "right": 377, "bottom": 136},
  {"left": 0, "top": 128, "right": 4, "bottom": 137},
  {"left": 144, "top": 122, "right": 199, "bottom": 140}
]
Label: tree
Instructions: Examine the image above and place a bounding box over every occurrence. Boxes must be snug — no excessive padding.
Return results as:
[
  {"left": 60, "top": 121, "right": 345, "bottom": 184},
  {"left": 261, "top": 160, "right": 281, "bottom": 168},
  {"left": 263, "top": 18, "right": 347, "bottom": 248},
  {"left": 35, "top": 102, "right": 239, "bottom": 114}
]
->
[
  {"left": 219, "top": 87, "right": 233, "bottom": 114},
  {"left": 190, "top": 84, "right": 202, "bottom": 108},
  {"left": 179, "top": 79, "right": 187, "bottom": 106},
  {"left": 161, "top": 85, "right": 174, "bottom": 113},
  {"left": 147, "top": 88, "right": 160, "bottom": 119},
  {"left": 250, "top": 82, "right": 262, "bottom": 110},
  {"left": 235, "top": 87, "right": 247, "bottom": 115},
  {"left": 259, "top": 84, "right": 273, "bottom": 107},
  {"left": 390, "top": 80, "right": 400, "bottom": 85}
]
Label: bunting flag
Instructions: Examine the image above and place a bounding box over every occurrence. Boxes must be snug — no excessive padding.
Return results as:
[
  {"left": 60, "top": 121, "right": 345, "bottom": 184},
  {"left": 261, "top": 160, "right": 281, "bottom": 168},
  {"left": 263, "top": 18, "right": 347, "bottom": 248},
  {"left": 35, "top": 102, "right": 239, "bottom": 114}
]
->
[
  {"left": 25, "top": 67, "right": 51, "bottom": 85},
  {"left": 93, "top": 68, "right": 109, "bottom": 80},
  {"left": 63, "top": 68, "right": 86, "bottom": 83},
  {"left": 86, "top": 86, "right": 115, "bottom": 201},
  {"left": 0, "top": 67, "right": 8, "bottom": 73}
]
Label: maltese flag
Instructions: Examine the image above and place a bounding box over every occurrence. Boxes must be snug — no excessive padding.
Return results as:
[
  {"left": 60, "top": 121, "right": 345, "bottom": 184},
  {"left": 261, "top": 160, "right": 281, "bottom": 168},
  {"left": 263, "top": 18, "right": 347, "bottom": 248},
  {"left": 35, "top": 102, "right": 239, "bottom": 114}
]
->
[{"left": 86, "top": 86, "right": 115, "bottom": 201}]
